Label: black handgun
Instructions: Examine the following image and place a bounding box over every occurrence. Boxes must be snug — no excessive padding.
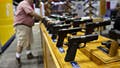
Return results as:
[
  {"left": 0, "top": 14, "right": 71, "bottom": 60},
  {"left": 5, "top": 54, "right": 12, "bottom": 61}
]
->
[
  {"left": 59, "top": 16, "right": 67, "bottom": 21},
  {"left": 56, "top": 27, "right": 82, "bottom": 47},
  {"left": 64, "top": 34, "right": 98, "bottom": 62},
  {"left": 47, "top": 21, "right": 64, "bottom": 34},
  {"left": 72, "top": 19, "right": 93, "bottom": 28},
  {"left": 65, "top": 18, "right": 74, "bottom": 24},
  {"left": 49, "top": 14, "right": 60, "bottom": 19},
  {"left": 49, "top": 14, "right": 67, "bottom": 21},
  {"left": 99, "top": 20, "right": 111, "bottom": 26},
  {"left": 109, "top": 29, "right": 120, "bottom": 40},
  {"left": 51, "top": 24, "right": 71, "bottom": 40},
  {"left": 101, "top": 40, "right": 112, "bottom": 49},
  {"left": 85, "top": 20, "right": 111, "bottom": 35},
  {"left": 65, "top": 17, "right": 82, "bottom": 24}
]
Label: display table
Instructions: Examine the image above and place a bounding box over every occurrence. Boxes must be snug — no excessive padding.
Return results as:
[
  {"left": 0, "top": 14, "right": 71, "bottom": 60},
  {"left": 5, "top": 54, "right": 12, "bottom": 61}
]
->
[{"left": 40, "top": 23, "right": 120, "bottom": 68}]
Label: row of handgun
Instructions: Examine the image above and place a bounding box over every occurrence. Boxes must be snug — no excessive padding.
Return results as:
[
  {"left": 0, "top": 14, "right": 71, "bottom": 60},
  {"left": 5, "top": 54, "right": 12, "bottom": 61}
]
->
[{"left": 42, "top": 14, "right": 120, "bottom": 62}]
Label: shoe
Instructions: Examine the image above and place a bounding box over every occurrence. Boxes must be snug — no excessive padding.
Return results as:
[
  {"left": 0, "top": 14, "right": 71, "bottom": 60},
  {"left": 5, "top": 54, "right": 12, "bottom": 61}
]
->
[
  {"left": 16, "top": 57, "right": 21, "bottom": 67},
  {"left": 27, "top": 53, "right": 34, "bottom": 59}
]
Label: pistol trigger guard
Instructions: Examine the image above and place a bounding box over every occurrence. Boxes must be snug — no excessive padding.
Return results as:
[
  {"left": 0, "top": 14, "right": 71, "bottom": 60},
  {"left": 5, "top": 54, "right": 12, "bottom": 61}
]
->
[{"left": 79, "top": 43, "right": 86, "bottom": 48}]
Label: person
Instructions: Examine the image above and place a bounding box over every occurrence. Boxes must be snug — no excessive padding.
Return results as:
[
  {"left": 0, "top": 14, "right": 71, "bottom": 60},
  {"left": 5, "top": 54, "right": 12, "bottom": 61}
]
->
[
  {"left": 14, "top": 0, "right": 43, "bottom": 66},
  {"left": 44, "top": 0, "right": 52, "bottom": 16},
  {"left": 39, "top": 1, "right": 45, "bottom": 17},
  {"left": 64, "top": 0, "right": 72, "bottom": 13},
  {"left": 114, "top": 3, "right": 120, "bottom": 30}
]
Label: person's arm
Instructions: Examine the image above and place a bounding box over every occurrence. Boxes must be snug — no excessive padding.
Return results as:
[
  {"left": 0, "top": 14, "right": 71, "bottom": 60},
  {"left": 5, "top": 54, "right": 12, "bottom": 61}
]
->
[
  {"left": 22, "top": 2, "right": 43, "bottom": 20},
  {"left": 28, "top": 11, "right": 43, "bottom": 20}
]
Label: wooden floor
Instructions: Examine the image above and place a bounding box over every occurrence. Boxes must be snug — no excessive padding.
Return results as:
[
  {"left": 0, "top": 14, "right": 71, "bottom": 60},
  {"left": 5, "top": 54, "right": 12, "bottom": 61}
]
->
[{"left": 0, "top": 23, "right": 43, "bottom": 68}]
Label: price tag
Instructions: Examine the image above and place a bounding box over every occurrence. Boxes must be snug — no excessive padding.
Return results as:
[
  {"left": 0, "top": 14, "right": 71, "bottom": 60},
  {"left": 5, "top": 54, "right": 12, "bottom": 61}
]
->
[
  {"left": 52, "top": 39, "right": 57, "bottom": 42},
  {"left": 58, "top": 47, "right": 65, "bottom": 53},
  {"left": 70, "top": 61, "right": 80, "bottom": 68}
]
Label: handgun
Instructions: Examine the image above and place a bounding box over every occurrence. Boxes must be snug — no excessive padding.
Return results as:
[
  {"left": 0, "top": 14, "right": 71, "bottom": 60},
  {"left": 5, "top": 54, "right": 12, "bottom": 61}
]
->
[
  {"left": 64, "top": 34, "right": 98, "bottom": 62},
  {"left": 109, "top": 29, "right": 120, "bottom": 40},
  {"left": 56, "top": 27, "right": 82, "bottom": 47},
  {"left": 51, "top": 24, "right": 71, "bottom": 40},
  {"left": 47, "top": 21, "right": 64, "bottom": 34},
  {"left": 85, "top": 20, "right": 111, "bottom": 35},
  {"left": 72, "top": 19, "right": 93, "bottom": 28}
]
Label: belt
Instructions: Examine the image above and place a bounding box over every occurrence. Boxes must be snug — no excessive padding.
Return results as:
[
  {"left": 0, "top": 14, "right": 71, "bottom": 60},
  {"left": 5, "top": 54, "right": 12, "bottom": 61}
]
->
[{"left": 14, "top": 23, "right": 32, "bottom": 28}]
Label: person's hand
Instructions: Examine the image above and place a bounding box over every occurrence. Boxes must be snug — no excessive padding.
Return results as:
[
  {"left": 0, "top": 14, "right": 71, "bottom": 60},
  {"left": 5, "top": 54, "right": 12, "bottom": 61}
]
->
[{"left": 37, "top": 15, "right": 46, "bottom": 21}]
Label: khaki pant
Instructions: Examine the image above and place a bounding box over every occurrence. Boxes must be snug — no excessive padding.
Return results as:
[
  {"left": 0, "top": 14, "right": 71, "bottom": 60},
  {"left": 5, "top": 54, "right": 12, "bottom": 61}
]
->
[{"left": 15, "top": 25, "right": 33, "bottom": 53}]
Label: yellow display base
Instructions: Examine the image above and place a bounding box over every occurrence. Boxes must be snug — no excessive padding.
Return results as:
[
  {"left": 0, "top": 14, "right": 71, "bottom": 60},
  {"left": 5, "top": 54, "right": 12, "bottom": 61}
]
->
[
  {"left": 92, "top": 48, "right": 120, "bottom": 63},
  {"left": 81, "top": 36, "right": 120, "bottom": 64}
]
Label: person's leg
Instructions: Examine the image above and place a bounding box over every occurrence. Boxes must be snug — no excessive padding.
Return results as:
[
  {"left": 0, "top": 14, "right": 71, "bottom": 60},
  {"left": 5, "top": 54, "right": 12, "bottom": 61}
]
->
[
  {"left": 25, "top": 27, "right": 34, "bottom": 59},
  {"left": 15, "top": 25, "right": 28, "bottom": 64}
]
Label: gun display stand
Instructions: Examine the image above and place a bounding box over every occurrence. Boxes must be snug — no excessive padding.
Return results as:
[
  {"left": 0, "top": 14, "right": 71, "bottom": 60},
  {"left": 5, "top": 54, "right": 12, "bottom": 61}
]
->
[
  {"left": 81, "top": 37, "right": 120, "bottom": 64},
  {"left": 83, "top": 0, "right": 97, "bottom": 18}
]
